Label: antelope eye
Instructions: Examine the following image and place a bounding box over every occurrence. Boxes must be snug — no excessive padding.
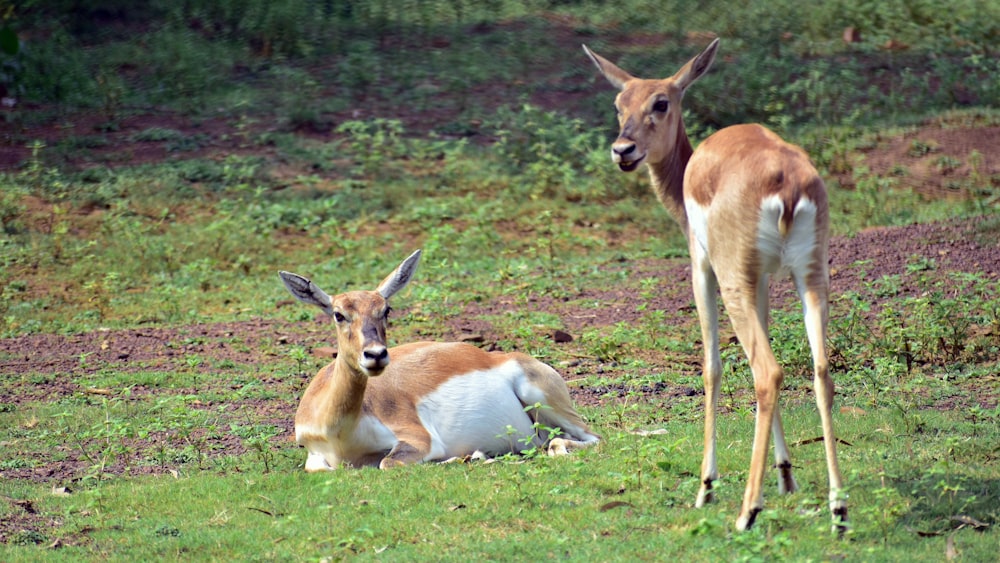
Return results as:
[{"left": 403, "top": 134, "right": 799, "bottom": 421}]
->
[
  {"left": 333, "top": 311, "right": 346, "bottom": 323},
  {"left": 652, "top": 100, "right": 669, "bottom": 113}
]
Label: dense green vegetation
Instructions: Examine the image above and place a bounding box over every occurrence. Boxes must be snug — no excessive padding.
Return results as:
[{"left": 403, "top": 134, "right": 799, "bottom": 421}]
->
[
  {"left": 5, "top": 0, "right": 1000, "bottom": 125},
  {"left": 1, "top": 0, "right": 998, "bottom": 560}
]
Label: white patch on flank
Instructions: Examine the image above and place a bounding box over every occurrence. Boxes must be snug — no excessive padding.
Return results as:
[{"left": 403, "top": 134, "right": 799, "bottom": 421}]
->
[
  {"left": 756, "top": 194, "right": 818, "bottom": 278},
  {"left": 685, "top": 199, "right": 711, "bottom": 259},
  {"left": 416, "top": 360, "right": 540, "bottom": 460}
]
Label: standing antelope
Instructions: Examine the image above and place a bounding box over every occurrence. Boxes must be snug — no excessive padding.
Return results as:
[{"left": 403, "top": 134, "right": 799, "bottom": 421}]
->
[
  {"left": 279, "top": 249, "right": 599, "bottom": 471},
  {"left": 583, "top": 38, "right": 846, "bottom": 531}
]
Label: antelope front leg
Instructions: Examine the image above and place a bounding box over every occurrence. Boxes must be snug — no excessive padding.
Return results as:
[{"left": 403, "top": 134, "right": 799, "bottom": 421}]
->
[
  {"left": 757, "top": 277, "right": 798, "bottom": 496},
  {"left": 691, "top": 258, "right": 721, "bottom": 507},
  {"left": 799, "top": 282, "right": 848, "bottom": 533},
  {"left": 772, "top": 406, "right": 798, "bottom": 495}
]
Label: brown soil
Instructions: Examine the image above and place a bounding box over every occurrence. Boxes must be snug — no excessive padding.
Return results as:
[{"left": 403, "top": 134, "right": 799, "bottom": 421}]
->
[{"left": 859, "top": 123, "right": 1000, "bottom": 197}]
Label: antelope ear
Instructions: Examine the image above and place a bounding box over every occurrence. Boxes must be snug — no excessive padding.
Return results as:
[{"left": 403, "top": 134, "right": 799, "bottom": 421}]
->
[
  {"left": 672, "top": 37, "right": 719, "bottom": 92},
  {"left": 582, "top": 44, "right": 634, "bottom": 90},
  {"left": 279, "top": 271, "right": 335, "bottom": 317},
  {"left": 376, "top": 249, "right": 422, "bottom": 299}
]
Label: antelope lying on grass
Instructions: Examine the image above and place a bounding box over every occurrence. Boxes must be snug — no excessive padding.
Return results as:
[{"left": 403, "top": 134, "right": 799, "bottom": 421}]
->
[
  {"left": 583, "top": 38, "right": 846, "bottom": 531},
  {"left": 279, "top": 250, "right": 599, "bottom": 471}
]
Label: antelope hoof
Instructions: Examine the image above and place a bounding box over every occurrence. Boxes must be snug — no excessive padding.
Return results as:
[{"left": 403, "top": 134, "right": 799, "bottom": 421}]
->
[
  {"left": 695, "top": 482, "right": 715, "bottom": 508},
  {"left": 777, "top": 464, "right": 798, "bottom": 495},
  {"left": 379, "top": 457, "right": 406, "bottom": 469},
  {"left": 547, "top": 438, "right": 569, "bottom": 456},
  {"left": 832, "top": 504, "right": 849, "bottom": 536},
  {"left": 736, "top": 507, "right": 761, "bottom": 532},
  {"left": 304, "top": 453, "right": 336, "bottom": 472}
]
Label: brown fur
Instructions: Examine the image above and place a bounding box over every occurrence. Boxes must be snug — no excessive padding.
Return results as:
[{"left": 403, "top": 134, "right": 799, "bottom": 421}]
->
[
  {"left": 283, "top": 252, "right": 599, "bottom": 471},
  {"left": 584, "top": 39, "right": 845, "bottom": 532}
]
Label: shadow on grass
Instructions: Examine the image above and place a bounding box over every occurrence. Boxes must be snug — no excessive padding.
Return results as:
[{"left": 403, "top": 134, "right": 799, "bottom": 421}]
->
[{"left": 894, "top": 470, "right": 999, "bottom": 535}]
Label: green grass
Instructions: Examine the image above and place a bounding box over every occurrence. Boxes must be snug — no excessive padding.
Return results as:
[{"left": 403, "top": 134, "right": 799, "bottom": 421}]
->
[{"left": 2, "top": 402, "right": 998, "bottom": 560}]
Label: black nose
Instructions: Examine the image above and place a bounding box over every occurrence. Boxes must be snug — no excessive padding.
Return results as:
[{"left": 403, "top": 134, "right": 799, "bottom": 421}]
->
[
  {"left": 364, "top": 348, "right": 388, "bottom": 363},
  {"left": 613, "top": 143, "right": 636, "bottom": 156}
]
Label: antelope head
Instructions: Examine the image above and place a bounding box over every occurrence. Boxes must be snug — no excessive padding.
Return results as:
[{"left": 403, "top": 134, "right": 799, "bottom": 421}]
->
[
  {"left": 279, "top": 249, "right": 422, "bottom": 377},
  {"left": 582, "top": 39, "right": 719, "bottom": 172}
]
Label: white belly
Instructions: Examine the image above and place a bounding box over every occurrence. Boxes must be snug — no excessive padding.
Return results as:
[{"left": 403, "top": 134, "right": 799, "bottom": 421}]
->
[{"left": 416, "top": 361, "right": 538, "bottom": 459}]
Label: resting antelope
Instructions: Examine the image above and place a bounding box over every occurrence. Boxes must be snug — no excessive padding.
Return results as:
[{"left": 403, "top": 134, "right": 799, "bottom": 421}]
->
[
  {"left": 583, "top": 38, "right": 846, "bottom": 531},
  {"left": 279, "top": 249, "right": 599, "bottom": 471}
]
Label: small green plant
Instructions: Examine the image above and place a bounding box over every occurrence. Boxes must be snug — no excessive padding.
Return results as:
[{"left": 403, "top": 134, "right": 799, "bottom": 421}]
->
[
  {"left": 11, "top": 530, "right": 48, "bottom": 546},
  {"left": 904, "top": 255, "right": 936, "bottom": 274},
  {"left": 583, "top": 322, "right": 649, "bottom": 363},
  {"left": 232, "top": 418, "right": 282, "bottom": 473},
  {"left": 53, "top": 396, "right": 140, "bottom": 485},
  {"left": 77, "top": 351, "right": 93, "bottom": 368},
  {"left": 131, "top": 127, "right": 186, "bottom": 143},
  {"left": 621, "top": 432, "right": 685, "bottom": 491},
  {"left": 0, "top": 180, "right": 25, "bottom": 234},
  {"left": 933, "top": 155, "right": 962, "bottom": 174},
  {"left": 95, "top": 66, "right": 125, "bottom": 125},
  {"left": 862, "top": 476, "right": 911, "bottom": 545},
  {"left": 0, "top": 457, "right": 31, "bottom": 469},
  {"left": 496, "top": 403, "right": 564, "bottom": 460},
  {"left": 336, "top": 118, "right": 408, "bottom": 180},
  {"left": 288, "top": 345, "right": 310, "bottom": 373},
  {"left": 184, "top": 354, "right": 203, "bottom": 370},
  {"left": 907, "top": 139, "right": 940, "bottom": 157}
]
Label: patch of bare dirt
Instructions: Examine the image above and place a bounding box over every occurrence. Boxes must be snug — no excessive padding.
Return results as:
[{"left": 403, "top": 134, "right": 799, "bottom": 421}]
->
[
  {"left": 860, "top": 124, "right": 1000, "bottom": 198},
  {"left": 0, "top": 495, "right": 56, "bottom": 547},
  {"left": 0, "top": 319, "right": 322, "bottom": 397}
]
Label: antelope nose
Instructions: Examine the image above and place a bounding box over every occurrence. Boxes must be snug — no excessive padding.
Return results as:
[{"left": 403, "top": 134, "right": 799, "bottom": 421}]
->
[
  {"left": 612, "top": 142, "right": 636, "bottom": 157},
  {"left": 363, "top": 347, "right": 389, "bottom": 365}
]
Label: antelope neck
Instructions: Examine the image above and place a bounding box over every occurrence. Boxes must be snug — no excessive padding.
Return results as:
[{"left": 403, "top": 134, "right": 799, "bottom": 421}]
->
[
  {"left": 329, "top": 355, "right": 371, "bottom": 414},
  {"left": 645, "top": 124, "right": 694, "bottom": 236}
]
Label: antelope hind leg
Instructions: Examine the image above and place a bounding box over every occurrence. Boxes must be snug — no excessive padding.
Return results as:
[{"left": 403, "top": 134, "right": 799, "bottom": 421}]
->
[
  {"left": 380, "top": 439, "right": 430, "bottom": 469},
  {"left": 547, "top": 437, "right": 599, "bottom": 456}
]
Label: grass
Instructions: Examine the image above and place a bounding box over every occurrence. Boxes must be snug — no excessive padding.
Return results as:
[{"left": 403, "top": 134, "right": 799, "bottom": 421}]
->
[
  {"left": 2, "top": 402, "right": 997, "bottom": 560},
  {"left": 2, "top": 0, "right": 1000, "bottom": 560},
  {"left": 3, "top": 214, "right": 998, "bottom": 559}
]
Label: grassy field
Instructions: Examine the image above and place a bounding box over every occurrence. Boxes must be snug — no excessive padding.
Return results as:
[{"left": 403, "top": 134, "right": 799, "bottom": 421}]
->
[{"left": 1, "top": 1, "right": 999, "bottom": 560}]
